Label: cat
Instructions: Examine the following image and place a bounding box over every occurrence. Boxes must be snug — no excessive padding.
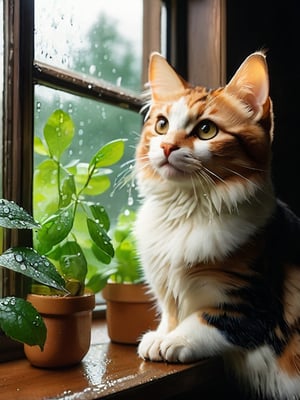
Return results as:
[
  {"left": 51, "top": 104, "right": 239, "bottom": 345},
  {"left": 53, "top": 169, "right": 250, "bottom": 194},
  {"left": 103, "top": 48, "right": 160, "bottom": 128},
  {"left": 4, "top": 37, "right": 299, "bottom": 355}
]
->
[{"left": 134, "top": 51, "right": 300, "bottom": 400}]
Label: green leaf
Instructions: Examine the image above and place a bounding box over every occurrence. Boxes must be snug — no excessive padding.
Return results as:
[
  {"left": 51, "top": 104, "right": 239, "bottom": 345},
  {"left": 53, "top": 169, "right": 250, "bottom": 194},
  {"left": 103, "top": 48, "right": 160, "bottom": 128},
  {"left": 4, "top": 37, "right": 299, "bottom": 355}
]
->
[
  {"left": 87, "top": 218, "right": 114, "bottom": 258},
  {"left": 89, "top": 139, "right": 126, "bottom": 169},
  {"left": 81, "top": 175, "right": 111, "bottom": 196},
  {"left": 91, "top": 243, "right": 112, "bottom": 265},
  {"left": 86, "top": 269, "right": 117, "bottom": 293},
  {"left": 0, "top": 247, "right": 67, "bottom": 292},
  {"left": 33, "top": 159, "right": 60, "bottom": 221},
  {"left": 0, "top": 199, "right": 40, "bottom": 230},
  {"left": 58, "top": 241, "right": 87, "bottom": 284},
  {"left": 0, "top": 297, "right": 46, "bottom": 350},
  {"left": 73, "top": 163, "right": 112, "bottom": 196},
  {"left": 44, "top": 109, "right": 75, "bottom": 161},
  {"left": 36, "top": 203, "right": 75, "bottom": 254},
  {"left": 34, "top": 136, "right": 49, "bottom": 156},
  {"left": 89, "top": 204, "right": 110, "bottom": 231},
  {"left": 60, "top": 174, "right": 76, "bottom": 207}
]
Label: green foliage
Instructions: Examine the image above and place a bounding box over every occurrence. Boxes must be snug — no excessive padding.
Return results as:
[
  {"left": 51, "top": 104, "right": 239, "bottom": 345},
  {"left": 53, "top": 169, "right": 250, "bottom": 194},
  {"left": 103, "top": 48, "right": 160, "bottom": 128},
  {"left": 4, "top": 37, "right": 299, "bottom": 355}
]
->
[
  {"left": 0, "top": 297, "right": 46, "bottom": 350},
  {"left": 0, "top": 247, "right": 67, "bottom": 293},
  {"left": 0, "top": 200, "right": 69, "bottom": 350},
  {"left": 33, "top": 109, "right": 126, "bottom": 295},
  {"left": 86, "top": 208, "right": 144, "bottom": 293}
]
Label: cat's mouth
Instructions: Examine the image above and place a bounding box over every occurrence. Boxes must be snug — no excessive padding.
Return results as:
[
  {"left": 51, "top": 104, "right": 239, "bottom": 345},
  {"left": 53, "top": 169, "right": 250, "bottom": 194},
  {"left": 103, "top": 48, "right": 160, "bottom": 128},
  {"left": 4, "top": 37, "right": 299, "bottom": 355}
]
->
[
  {"left": 157, "top": 159, "right": 188, "bottom": 180},
  {"left": 150, "top": 147, "right": 202, "bottom": 180}
]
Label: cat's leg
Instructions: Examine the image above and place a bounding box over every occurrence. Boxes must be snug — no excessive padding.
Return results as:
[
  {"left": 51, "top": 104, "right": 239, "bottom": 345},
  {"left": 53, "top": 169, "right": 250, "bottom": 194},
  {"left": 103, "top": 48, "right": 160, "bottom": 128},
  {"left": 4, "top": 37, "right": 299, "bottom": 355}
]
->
[{"left": 138, "top": 311, "right": 234, "bottom": 363}]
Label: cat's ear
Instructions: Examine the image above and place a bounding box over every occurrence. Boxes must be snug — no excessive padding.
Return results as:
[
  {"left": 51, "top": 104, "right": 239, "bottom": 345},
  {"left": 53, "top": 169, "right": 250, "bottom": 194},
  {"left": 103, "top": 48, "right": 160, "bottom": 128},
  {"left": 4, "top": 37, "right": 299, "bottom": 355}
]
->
[
  {"left": 148, "top": 52, "right": 188, "bottom": 101},
  {"left": 225, "top": 52, "right": 269, "bottom": 119}
]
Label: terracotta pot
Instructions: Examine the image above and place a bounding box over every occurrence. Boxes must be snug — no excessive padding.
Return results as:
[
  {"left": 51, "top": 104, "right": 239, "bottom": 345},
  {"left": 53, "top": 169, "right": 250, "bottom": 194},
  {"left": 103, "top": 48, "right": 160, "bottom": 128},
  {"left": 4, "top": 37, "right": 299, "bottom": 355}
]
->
[
  {"left": 24, "top": 292, "right": 95, "bottom": 368},
  {"left": 102, "top": 283, "right": 158, "bottom": 345}
]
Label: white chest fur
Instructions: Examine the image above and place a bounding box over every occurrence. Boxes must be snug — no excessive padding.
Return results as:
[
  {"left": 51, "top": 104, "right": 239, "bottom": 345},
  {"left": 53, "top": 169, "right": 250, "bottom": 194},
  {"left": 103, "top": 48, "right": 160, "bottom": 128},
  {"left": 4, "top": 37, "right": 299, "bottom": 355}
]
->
[{"left": 135, "top": 181, "right": 274, "bottom": 317}]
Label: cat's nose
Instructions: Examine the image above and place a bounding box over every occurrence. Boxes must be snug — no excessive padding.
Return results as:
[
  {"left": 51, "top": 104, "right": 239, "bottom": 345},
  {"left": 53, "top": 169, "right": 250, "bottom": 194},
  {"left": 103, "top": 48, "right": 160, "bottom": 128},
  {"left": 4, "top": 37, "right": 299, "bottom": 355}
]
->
[{"left": 160, "top": 142, "right": 179, "bottom": 158}]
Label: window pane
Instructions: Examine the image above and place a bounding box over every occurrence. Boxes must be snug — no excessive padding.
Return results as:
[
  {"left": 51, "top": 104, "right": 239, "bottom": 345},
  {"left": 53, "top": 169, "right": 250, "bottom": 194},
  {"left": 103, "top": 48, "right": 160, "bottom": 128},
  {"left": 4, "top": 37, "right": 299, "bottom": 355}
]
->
[
  {"left": 34, "top": 85, "right": 141, "bottom": 227},
  {"left": 35, "top": 0, "right": 143, "bottom": 92}
]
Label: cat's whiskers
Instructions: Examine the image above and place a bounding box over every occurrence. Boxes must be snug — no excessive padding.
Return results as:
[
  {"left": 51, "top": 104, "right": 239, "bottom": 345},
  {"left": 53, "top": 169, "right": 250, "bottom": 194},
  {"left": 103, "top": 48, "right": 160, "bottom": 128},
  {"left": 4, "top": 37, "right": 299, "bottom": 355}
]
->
[
  {"left": 110, "top": 158, "right": 137, "bottom": 197},
  {"left": 229, "top": 162, "right": 266, "bottom": 173},
  {"left": 221, "top": 166, "right": 265, "bottom": 194}
]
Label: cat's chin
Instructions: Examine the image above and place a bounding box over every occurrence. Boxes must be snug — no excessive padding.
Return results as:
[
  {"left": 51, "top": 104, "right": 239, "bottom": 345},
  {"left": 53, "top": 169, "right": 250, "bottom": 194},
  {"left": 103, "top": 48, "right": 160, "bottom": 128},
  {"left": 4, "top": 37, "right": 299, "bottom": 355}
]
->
[{"left": 157, "top": 162, "right": 188, "bottom": 181}]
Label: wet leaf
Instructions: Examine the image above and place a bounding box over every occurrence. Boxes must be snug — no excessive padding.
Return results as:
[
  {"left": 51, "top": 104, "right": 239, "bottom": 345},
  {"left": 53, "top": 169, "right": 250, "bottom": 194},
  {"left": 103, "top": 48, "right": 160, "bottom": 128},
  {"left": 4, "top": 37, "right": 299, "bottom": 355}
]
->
[
  {"left": 33, "top": 159, "right": 60, "bottom": 221},
  {"left": 0, "top": 297, "right": 46, "bottom": 350},
  {"left": 58, "top": 241, "right": 87, "bottom": 284},
  {"left": 36, "top": 203, "right": 75, "bottom": 253},
  {"left": 60, "top": 174, "right": 76, "bottom": 207},
  {"left": 34, "top": 136, "right": 49, "bottom": 156},
  {"left": 44, "top": 109, "right": 75, "bottom": 161},
  {"left": 87, "top": 218, "right": 114, "bottom": 258},
  {"left": 89, "top": 204, "right": 110, "bottom": 231},
  {"left": 91, "top": 243, "right": 112, "bottom": 265},
  {"left": 0, "top": 247, "right": 67, "bottom": 292},
  {"left": 0, "top": 199, "right": 40, "bottom": 230},
  {"left": 81, "top": 174, "right": 111, "bottom": 196},
  {"left": 89, "top": 139, "right": 126, "bottom": 169}
]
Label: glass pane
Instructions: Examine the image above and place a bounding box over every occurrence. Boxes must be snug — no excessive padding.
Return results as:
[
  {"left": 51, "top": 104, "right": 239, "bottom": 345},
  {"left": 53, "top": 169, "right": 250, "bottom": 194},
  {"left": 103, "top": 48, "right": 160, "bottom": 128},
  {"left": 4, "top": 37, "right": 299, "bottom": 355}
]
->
[
  {"left": 34, "top": 85, "right": 141, "bottom": 227},
  {"left": 34, "top": 85, "right": 142, "bottom": 284},
  {"left": 35, "top": 0, "right": 143, "bottom": 92}
]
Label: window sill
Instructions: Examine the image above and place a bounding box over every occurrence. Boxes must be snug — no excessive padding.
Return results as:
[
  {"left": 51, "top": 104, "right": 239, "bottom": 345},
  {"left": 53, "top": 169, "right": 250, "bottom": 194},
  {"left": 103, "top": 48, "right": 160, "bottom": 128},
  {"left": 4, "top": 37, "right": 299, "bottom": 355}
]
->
[{"left": 0, "top": 319, "right": 228, "bottom": 400}]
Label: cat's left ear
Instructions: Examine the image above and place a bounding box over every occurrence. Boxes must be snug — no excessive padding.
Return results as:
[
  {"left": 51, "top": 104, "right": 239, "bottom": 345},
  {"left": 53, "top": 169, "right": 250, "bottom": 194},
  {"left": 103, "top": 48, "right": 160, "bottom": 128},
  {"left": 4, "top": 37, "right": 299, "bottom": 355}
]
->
[
  {"left": 148, "top": 52, "right": 188, "bottom": 101},
  {"left": 225, "top": 52, "right": 269, "bottom": 119}
]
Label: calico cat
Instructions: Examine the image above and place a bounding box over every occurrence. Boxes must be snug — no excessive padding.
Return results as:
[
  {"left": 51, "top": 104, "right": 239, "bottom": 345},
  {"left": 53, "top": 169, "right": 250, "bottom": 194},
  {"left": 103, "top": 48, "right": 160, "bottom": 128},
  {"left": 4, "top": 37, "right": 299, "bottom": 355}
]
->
[{"left": 134, "top": 51, "right": 300, "bottom": 400}]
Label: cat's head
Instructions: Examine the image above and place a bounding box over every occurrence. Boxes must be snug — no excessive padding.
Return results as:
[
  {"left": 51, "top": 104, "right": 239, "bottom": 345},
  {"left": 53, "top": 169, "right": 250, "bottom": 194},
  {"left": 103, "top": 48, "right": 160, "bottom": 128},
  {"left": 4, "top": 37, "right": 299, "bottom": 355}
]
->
[{"left": 136, "top": 52, "right": 274, "bottom": 207}]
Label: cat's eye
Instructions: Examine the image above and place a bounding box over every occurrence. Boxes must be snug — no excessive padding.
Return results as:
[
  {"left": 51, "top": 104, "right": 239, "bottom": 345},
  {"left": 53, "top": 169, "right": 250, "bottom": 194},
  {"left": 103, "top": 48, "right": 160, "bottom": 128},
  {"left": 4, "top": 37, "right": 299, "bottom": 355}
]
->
[
  {"left": 194, "top": 119, "right": 218, "bottom": 140},
  {"left": 155, "top": 116, "right": 169, "bottom": 135}
]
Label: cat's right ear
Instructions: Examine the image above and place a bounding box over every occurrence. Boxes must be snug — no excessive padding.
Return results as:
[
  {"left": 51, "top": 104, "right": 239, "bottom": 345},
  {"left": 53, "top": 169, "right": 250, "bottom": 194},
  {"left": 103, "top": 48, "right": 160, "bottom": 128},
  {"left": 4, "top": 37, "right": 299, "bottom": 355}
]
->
[{"left": 148, "top": 52, "right": 188, "bottom": 101}]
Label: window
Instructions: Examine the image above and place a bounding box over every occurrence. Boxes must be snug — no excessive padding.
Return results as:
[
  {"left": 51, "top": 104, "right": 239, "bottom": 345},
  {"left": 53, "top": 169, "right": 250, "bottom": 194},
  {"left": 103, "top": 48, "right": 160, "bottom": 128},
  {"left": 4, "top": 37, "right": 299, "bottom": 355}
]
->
[{"left": 1, "top": 0, "right": 224, "bottom": 361}]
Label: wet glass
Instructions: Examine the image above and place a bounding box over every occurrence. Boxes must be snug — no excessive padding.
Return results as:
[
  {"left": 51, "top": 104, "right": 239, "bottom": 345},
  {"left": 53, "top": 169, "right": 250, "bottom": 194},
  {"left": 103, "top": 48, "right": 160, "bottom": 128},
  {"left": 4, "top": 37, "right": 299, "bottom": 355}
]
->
[
  {"left": 34, "top": 0, "right": 143, "bottom": 227},
  {"left": 34, "top": 86, "right": 142, "bottom": 226},
  {"left": 35, "top": 0, "right": 143, "bottom": 92}
]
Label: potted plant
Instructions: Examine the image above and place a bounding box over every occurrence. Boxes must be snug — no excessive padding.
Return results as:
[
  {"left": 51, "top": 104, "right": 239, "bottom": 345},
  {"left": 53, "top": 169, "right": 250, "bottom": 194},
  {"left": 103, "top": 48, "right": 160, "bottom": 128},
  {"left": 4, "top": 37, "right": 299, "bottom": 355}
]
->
[
  {"left": 0, "top": 199, "right": 96, "bottom": 369},
  {"left": 99, "top": 208, "right": 159, "bottom": 345}
]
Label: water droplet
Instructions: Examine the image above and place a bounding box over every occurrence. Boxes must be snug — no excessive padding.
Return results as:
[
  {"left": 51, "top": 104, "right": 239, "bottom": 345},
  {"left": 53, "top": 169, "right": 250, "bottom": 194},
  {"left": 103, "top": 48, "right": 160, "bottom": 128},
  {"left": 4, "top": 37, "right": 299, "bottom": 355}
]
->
[
  {"left": 89, "top": 65, "right": 96, "bottom": 75},
  {"left": 15, "top": 254, "right": 23, "bottom": 263},
  {"left": 116, "top": 76, "right": 122, "bottom": 86}
]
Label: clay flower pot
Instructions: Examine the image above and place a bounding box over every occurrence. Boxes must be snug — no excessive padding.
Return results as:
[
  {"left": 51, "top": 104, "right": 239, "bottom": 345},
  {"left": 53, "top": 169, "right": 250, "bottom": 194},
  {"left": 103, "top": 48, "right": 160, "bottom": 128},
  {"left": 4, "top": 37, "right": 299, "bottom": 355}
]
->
[
  {"left": 102, "top": 282, "right": 158, "bottom": 344},
  {"left": 24, "top": 292, "right": 95, "bottom": 368}
]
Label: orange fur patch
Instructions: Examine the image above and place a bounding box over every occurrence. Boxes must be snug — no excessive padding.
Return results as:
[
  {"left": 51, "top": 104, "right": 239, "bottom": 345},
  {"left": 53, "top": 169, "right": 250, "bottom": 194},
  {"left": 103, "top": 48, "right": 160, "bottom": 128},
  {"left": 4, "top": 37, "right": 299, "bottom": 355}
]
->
[{"left": 277, "top": 334, "right": 300, "bottom": 376}]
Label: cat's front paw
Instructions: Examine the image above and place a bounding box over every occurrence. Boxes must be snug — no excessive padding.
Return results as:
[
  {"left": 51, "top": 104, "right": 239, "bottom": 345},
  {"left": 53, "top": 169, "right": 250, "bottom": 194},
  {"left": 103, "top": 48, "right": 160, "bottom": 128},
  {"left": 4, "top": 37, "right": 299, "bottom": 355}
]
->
[
  {"left": 138, "top": 330, "right": 196, "bottom": 363},
  {"left": 138, "top": 330, "right": 165, "bottom": 361},
  {"left": 159, "top": 333, "right": 195, "bottom": 363}
]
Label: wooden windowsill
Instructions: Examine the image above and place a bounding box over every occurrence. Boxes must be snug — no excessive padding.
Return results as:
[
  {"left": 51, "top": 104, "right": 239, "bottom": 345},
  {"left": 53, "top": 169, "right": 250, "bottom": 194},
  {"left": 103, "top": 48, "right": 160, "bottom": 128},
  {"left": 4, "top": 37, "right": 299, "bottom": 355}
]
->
[{"left": 0, "top": 319, "right": 228, "bottom": 400}]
